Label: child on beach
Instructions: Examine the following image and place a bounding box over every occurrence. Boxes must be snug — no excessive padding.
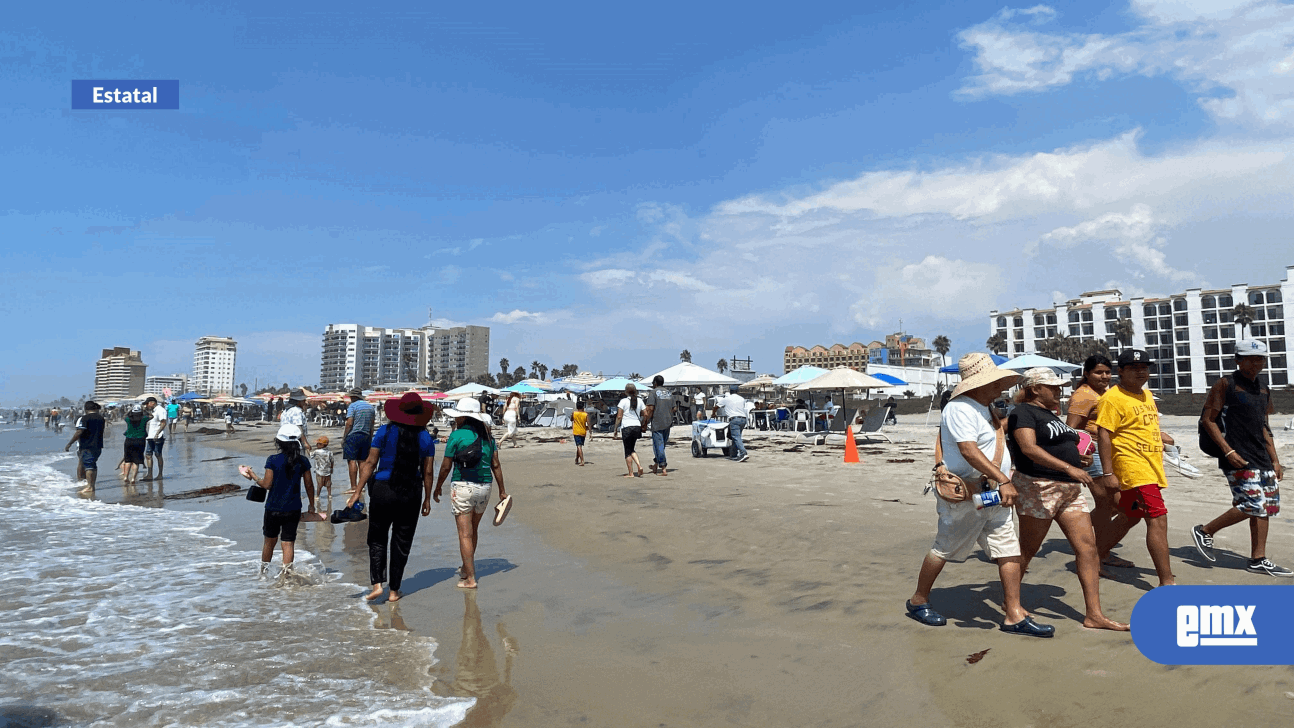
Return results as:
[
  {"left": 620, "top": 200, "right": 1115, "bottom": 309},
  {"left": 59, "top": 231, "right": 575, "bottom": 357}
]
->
[
  {"left": 310, "top": 436, "right": 335, "bottom": 510},
  {"left": 572, "top": 400, "right": 591, "bottom": 466},
  {"left": 242, "top": 424, "right": 316, "bottom": 577}
]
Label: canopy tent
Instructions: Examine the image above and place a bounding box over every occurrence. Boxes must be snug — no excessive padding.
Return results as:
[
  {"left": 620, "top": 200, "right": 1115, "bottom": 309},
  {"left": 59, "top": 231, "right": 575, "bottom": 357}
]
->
[
  {"left": 643, "top": 362, "right": 739, "bottom": 387},
  {"left": 590, "top": 376, "right": 637, "bottom": 392},
  {"left": 997, "top": 353, "right": 1081, "bottom": 375},
  {"left": 445, "top": 382, "right": 503, "bottom": 396},
  {"left": 772, "top": 365, "right": 829, "bottom": 386},
  {"left": 870, "top": 372, "right": 907, "bottom": 386},
  {"left": 794, "top": 367, "right": 889, "bottom": 391},
  {"left": 939, "top": 354, "right": 1008, "bottom": 373},
  {"left": 502, "top": 382, "right": 546, "bottom": 394}
]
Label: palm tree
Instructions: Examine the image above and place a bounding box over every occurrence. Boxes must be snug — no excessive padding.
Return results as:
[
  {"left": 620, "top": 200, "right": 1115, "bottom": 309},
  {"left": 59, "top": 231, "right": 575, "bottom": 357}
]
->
[
  {"left": 512, "top": 366, "right": 526, "bottom": 383},
  {"left": 238, "top": 383, "right": 248, "bottom": 397},
  {"left": 1112, "top": 318, "right": 1134, "bottom": 351},
  {"left": 530, "top": 360, "right": 540, "bottom": 379},
  {"left": 680, "top": 349, "right": 692, "bottom": 363},
  {"left": 538, "top": 363, "right": 549, "bottom": 381},
  {"left": 1233, "top": 303, "right": 1255, "bottom": 339},
  {"left": 716, "top": 358, "right": 728, "bottom": 374},
  {"left": 499, "top": 358, "right": 510, "bottom": 376},
  {"left": 986, "top": 333, "right": 1007, "bottom": 354},
  {"left": 932, "top": 335, "right": 951, "bottom": 368},
  {"left": 629, "top": 372, "right": 641, "bottom": 380}
]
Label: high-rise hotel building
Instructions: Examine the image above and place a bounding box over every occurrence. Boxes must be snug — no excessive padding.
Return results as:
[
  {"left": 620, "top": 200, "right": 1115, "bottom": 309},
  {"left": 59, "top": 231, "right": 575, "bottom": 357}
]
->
[
  {"left": 93, "top": 347, "right": 147, "bottom": 400},
  {"left": 988, "top": 266, "right": 1292, "bottom": 393},
  {"left": 191, "top": 336, "right": 237, "bottom": 396},
  {"left": 319, "top": 315, "right": 490, "bottom": 391}
]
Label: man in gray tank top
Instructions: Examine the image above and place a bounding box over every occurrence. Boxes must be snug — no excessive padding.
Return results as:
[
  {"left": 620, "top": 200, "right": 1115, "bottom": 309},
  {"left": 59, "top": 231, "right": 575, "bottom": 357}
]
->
[{"left": 1192, "top": 339, "right": 1291, "bottom": 577}]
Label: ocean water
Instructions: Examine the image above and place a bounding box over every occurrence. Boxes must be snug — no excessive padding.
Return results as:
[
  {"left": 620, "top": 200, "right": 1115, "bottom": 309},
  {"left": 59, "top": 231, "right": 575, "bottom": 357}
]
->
[{"left": 0, "top": 428, "right": 473, "bottom": 727}]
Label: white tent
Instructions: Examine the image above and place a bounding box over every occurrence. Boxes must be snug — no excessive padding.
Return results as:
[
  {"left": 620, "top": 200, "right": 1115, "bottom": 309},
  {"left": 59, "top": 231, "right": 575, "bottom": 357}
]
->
[
  {"left": 641, "top": 362, "right": 739, "bottom": 387},
  {"left": 444, "top": 382, "right": 503, "bottom": 396}
]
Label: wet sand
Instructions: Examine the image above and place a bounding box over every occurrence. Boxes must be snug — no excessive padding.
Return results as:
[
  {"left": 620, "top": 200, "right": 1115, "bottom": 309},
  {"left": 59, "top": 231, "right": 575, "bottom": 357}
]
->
[{"left": 127, "top": 415, "right": 1294, "bottom": 726}]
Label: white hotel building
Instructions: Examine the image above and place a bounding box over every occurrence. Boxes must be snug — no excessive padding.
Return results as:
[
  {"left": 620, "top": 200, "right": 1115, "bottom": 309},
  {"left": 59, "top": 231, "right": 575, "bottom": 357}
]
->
[
  {"left": 319, "top": 318, "right": 490, "bottom": 392},
  {"left": 989, "top": 266, "right": 1292, "bottom": 394},
  {"left": 191, "top": 336, "right": 237, "bottom": 396}
]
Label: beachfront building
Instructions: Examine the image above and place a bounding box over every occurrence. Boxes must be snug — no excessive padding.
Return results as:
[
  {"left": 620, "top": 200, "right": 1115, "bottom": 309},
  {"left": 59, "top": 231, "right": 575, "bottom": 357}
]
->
[
  {"left": 144, "top": 374, "right": 187, "bottom": 397},
  {"left": 866, "top": 334, "right": 940, "bottom": 368},
  {"left": 191, "top": 336, "right": 237, "bottom": 396},
  {"left": 989, "top": 266, "right": 1293, "bottom": 393},
  {"left": 94, "top": 347, "right": 147, "bottom": 400},
  {"left": 424, "top": 324, "right": 490, "bottom": 384},
  {"left": 783, "top": 342, "right": 870, "bottom": 372},
  {"left": 784, "top": 334, "right": 939, "bottom": 372},
  {"left": 319, "top": 324, "right": 425, "bottom": 392}
]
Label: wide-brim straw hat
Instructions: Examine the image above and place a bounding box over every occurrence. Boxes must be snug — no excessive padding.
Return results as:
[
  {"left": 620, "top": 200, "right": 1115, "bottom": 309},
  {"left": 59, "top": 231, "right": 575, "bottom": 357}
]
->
[
  {"left": 444, "top": 396, "right": 492, "bottom": 424},
  {"left": 950, "top": 353, "right": 1021, "bottom": 400},
  {"left": 384, "top": 392, "right": 435, "bottom": 427}
]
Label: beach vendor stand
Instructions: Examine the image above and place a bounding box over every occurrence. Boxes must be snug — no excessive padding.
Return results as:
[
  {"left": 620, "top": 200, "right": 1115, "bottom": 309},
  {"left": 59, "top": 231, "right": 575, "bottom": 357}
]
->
[{"left": 690, "top": 418, "right": 733, "bottom": 458}]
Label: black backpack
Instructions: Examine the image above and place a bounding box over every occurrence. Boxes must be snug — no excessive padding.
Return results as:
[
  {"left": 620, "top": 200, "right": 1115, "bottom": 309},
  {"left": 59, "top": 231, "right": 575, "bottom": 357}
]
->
[{"left": 1198, "top": 376, "right": 1233, "bottom": 459}]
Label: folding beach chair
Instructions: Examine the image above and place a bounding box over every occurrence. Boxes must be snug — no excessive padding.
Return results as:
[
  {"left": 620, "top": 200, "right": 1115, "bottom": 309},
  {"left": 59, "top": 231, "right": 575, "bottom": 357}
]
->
[{"left": 855, "top": 407, "right": 893, "bottom": 444}]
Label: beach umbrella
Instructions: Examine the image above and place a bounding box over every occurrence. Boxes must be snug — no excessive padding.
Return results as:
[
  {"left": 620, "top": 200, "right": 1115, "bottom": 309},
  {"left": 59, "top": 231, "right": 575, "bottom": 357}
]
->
[
  {"left": 502, "top": 382, "right": 545, "bottom": 394},
  {"left": 365, "top": 391, "right": 398, "bottom": 402},
  {"left": 589, "top": 376, "right": 637, "bottom": 392},
  {"left": 175, "top": 392, "right": 203, "bottom": 401},
  {"left": 738, "top": 374, "right": 777, "bottom": 390},
  {"left": 642, "top": 362, "right": 739, "bottom": 387},
  {"left": 939, "top": 354, "right": 1008, "bottom": 374},
  {"left": 445, "top": 382, "right": 502, "bottom": 396},
  {"left": 795, "top": 367, "right": 889, "bottom": 391},
  {"left": 870, "top": 372, "right": 907, "bottom": 386},
  {"left": 772, "top": 366, "right": 830, "bottom": 386},
  {"left": 998, "top": 353, "right": 1081, "bottom": 375}
]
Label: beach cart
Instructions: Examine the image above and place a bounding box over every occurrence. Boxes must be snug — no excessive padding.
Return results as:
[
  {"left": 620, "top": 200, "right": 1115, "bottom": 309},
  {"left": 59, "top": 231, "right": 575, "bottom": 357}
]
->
[{"left": 690, "top": 419, "right": 733, "bottom": 458}]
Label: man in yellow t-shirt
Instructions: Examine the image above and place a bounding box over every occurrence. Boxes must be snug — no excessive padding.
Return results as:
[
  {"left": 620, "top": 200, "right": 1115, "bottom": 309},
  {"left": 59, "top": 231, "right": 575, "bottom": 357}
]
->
[
  {"left": 572, "top": 399, "right": 592, "bottom": 466},
  {"left": 1093, "top": 349, "right": 1176, "bottom": 586}
]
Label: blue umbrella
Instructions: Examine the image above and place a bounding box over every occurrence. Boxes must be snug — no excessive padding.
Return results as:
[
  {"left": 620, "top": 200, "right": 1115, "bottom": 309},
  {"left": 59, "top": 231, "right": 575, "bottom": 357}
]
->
[
  {"left": 871, "top": 372, "right": 907, "bottom": 386},
  {"left": 939, "top": 354, "right": 1008, "bottom": 374},
  {"left": 175, "top": 392, "right": 203, "bottom": 401},
  {"left": 590, "top": 377, "right": 636, "bottom": 392},
  {"left": 502, "top": 382, "right": 545, "bottom": 394},
  {"left": 771, "top": 366, "right": 830, "bottom": 386}
]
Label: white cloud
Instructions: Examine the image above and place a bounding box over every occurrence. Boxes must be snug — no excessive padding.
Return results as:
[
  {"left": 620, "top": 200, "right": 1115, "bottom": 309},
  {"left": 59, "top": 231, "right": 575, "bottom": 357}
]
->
[
  {"left": 1031, "top": 204, "right": 1199, "bottom": 282},
  {"left": 490, "top": 309, "right": 554, "bottom": 325},
  {"left": 956, "top": 2, "right": 1294, "bottom": 127},
  {"left": 851, "top": 257, "right": 1004, "bottom": 326}
]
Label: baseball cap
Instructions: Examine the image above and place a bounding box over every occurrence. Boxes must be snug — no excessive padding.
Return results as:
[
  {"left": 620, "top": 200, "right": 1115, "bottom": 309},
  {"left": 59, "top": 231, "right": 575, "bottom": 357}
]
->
[
  {"left": 1235, "top": 339, "right": 1269, "bottom": 358},
  {"left": 276, "top": 423, "right": 302, "bottom": 441},
  {"left": 1116, "top": 349, "right": 1152, "bottom": 367}
]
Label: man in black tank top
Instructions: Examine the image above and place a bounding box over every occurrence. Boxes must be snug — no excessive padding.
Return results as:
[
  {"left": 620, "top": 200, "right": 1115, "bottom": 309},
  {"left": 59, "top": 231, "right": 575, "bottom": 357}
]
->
[{"left": 1192, "top": 340, "right": 1291, "bottom": 577}]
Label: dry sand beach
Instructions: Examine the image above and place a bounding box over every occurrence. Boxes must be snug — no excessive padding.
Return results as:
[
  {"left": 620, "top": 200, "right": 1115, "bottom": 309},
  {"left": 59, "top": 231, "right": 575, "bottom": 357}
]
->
[{"left": 173, "top": 413, "right": 1294, "bottom": 727}]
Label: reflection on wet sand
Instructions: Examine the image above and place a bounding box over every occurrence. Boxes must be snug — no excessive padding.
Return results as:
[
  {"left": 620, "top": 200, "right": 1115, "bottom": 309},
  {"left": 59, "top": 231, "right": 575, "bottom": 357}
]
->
[{"left": 450, "top": 591, "right": 518, "bottom": 728}]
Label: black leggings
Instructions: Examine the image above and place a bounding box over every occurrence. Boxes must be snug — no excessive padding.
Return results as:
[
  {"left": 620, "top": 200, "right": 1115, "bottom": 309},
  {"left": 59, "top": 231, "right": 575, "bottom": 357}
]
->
[
  {"left": 621, "top": 426, "right": 641, "bottom": 458},
  {"left": 367, "top": 478, "right": 422, "bottom": 591}
]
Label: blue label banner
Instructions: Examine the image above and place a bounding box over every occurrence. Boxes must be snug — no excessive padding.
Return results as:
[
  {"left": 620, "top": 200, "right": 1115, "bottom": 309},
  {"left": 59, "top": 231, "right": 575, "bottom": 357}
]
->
[
  {"left": 71, "top": 80, "right": 179, "bottom": 109},
  {"left": 1131, "top": 585, "right": 1294, "bottom": 665}
]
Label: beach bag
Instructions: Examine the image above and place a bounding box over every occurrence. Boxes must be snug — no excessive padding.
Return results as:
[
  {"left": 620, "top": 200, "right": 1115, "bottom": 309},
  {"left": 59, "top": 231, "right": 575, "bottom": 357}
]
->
[
  {"left": 1197, "top": 375, "right": 1233, "bottom": 459},
  {"left": 930, "top": 423, "right": 1004, "bottom": 503},
  {"left": 452, "top": 434, "right": 484, "bottom": 470},
  {"left": 246, "top": 485, "right": 267, "bottom": 503}
]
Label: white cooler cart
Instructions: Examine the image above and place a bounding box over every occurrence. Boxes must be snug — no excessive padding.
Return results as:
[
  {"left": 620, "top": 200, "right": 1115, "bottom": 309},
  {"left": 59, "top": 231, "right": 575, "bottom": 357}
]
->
[{"left": 690, "top": 419, "right": 733, "bottom": 458}]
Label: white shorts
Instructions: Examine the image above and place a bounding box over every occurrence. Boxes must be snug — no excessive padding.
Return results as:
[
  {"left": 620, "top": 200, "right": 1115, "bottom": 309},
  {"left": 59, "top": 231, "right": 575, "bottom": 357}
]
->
[
  {"left": 450, "top": 481, "right": 492, "bottom": 516},
  {"left": 929, "top": 497, "right": 1021, "bottom": 563}
]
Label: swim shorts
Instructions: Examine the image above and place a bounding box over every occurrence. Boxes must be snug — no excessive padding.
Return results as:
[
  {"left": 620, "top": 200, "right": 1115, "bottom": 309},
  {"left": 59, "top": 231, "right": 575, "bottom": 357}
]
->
[
  {"left": 1224, "top": 468, "right": 1280, "bottom": 518},
  {"left": 343, "top": 432, "right": 370, "bottom": 461},
  {"left": 263, "top": 510, "right": 300, "bottom": 541},
  {"left": 145, "top": 438, "right": 165, "bottom": 456},
  {"left": 1117, "top": 484, "right": 1167, "bottom": 520},
  {"left": 79, "top": 447, "right": 102, "bottom": 470},
  {"left": 574, "top": 435, "right": 585, "bottom": 446}
]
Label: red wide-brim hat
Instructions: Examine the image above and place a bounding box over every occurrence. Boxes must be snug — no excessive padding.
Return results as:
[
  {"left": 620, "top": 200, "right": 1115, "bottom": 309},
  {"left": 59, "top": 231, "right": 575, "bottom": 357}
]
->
[{"left": 385, "top": 392, "right": 435, "bottom": 427}]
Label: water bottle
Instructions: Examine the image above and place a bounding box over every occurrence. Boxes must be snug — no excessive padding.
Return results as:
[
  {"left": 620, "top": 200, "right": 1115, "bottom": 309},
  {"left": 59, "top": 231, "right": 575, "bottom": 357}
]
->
[{"left": 972, "top": 489, "right": 1003, "bottom": 510}]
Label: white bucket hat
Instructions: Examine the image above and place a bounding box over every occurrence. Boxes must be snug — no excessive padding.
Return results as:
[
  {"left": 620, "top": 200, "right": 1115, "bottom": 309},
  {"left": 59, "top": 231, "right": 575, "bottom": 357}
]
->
[
  {"left": 276, "top": 423, "right": 303, "bottom": 442},
  {"left": 950, "top": 353, "right": 1021, "bottom": 400},
  {"left": 445, "top": 397, "right": 492, "bottom": 424},
  {"left": 1019, "top": 366, "right": 1068, "bottom": 389}
]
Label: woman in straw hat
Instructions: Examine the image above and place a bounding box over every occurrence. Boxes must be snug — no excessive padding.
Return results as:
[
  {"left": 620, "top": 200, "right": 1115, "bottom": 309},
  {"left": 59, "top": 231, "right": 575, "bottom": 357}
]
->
[
  {"left": 346, "top": 392, "right": 438, "bottom": 602},
  {"left": 434, "top": 397, "right": 510, "bottom": 589},
  {"left": 1007, "top": 367, "right": 1127, "bottom": 631},
  {"left": 906, "top": 353, "right": 1054, "bottom": 637}
]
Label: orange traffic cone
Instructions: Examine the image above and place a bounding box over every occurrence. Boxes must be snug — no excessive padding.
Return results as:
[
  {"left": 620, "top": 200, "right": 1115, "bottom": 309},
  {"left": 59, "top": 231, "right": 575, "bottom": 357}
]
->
[{"left": 844, "top": 426, "right": 861, "bottom": 464}]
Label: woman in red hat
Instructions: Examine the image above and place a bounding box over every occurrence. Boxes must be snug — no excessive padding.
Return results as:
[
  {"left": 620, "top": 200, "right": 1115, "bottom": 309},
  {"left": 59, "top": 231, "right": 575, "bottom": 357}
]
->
[{"left": 346, "top": 392, "right": 438, "bottom": 602}]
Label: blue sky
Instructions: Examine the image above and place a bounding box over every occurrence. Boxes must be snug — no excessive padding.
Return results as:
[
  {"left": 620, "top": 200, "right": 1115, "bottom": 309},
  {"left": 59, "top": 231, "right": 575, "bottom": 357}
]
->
[{"left": 4, "top": 0, "right": 1293, "bottom": 403}]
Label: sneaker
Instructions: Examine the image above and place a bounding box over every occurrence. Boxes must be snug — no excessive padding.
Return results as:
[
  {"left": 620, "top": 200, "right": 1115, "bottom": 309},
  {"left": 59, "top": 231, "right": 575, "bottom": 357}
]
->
[
  {"left": 738, "top": 453, "right": 750, "bottom": 462},
  {"left": 1191, "top": 524, "right": 1216, "bottom": 562},
  {"left": 1246, "top": 558, "right": 1294, "bottom": 577}
]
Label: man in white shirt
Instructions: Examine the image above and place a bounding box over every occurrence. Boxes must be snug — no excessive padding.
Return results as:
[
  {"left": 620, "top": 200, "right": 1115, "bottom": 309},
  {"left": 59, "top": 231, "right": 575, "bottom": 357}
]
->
[
  {"left": 282, "top": 389, "right": 311, "bottom": 453},
  {"left": 905, "top": 353, "right": 1054, "bottom": 638},
  {"left": 143, "top": 396, "right": 168, "bottom": 481},
  {"left": 716, "top": 385, "right": 749, "bottom": 462}
]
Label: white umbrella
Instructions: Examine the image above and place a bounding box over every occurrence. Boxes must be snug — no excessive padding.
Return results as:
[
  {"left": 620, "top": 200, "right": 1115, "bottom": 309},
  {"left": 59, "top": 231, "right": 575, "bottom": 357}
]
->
[
  {"left": 445, "top": 382, "right": 503, "bottom": 396},
  {"left": 999, "top": 354, "right": 1081, "bottom": 375},
  {"left": 794, "top": 367, "right": 889, "bottom": 391},
  {"left": 642, "top": 362, "right": 739, "bottom": 387}
]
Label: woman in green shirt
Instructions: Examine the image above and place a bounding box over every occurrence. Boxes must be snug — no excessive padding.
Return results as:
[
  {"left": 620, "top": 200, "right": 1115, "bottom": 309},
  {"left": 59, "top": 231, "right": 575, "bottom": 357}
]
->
[
  {"left": 121, "top": 405, "right": 148, "bottom": 485},
  {"left": 435, "top": 397, "right": 509, "bottom": 590}
]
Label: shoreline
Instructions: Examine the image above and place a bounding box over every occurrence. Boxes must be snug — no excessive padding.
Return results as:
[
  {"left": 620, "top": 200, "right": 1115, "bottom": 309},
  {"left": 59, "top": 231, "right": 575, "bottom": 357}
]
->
[{"left": 48, "top": 415, "right": 1294, "bottom": 725}]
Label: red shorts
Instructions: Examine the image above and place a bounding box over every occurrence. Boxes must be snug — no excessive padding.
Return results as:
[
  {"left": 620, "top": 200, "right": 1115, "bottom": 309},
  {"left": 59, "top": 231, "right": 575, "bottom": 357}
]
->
[{"left": 1118, "top": 484, "right": 1167, "bottom": 520}]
